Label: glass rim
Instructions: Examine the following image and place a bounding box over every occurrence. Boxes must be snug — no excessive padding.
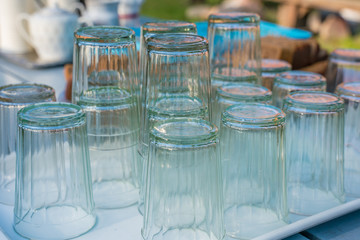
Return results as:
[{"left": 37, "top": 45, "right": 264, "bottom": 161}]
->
[
  {"left": 142, "top": 21, "right": 197, "bottom": 35},
  {"left": 208, "top": 12, "right": 260, "bottom": 24},
  {"left": 146, "top": 33, "right": 208, "bottom": 52},
  {"left": 284, "top": 91, "right": 344, "bottom": 111},
  {"left": 74, "top": 26, "right": 135, "bottom": 43},
  {"left": 222, "top": 103, "right": 285, "bottom": 127},
  {"left": 275, "top": 70, "right": 326, "bottom": 86},
  {"left": 336, "top": 82, "right": 360, "bottom": 101},
  {"left": 259, "top": 59, "right": 292, "bottom": 73},
  {"left": 18, "top": 102, "right": 85, "bottom": 129},
  {"left": 0, "top": 84, "right": 55, "bottom": 104},
  {"left": 212, "top": 67, "right": 258, "bottom": 82},
  {"left": 331, "top": 48, "right": 360, "bottom": 62},
  {"left": 150, "top": 118, "right": 217, "bottom": 145},
  {"left": 217, "top": 83, "right": 272, "bottom": 102},
  {"left": 78, "top": 87, "right": 132, "bottom": 107}
]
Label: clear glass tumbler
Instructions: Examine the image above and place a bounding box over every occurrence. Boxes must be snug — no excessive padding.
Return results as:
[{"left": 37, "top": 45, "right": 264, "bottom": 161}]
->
[
  {"left": 138, "top": 33, "right": 211, "bottom": 214},
  {"left": 220, "top": 103, "right": 287, "bottom": 239},
  {"left": 336, "top": 82, "right": 360, "bottom": 199},
  {"left": 14, "top": 103, "right": 96, "bottom": 240},
  {"left": 0, "top": 84, "right": 55, "bottom": 205},
  {"left": 208, "top": 13, "right": 261, "bottom": 86},
  {"left": 272, "top": 70, "right": 326, "bottom": 108},
  {"left": 142, "top": 119, "right": 224, "bottom": 240},
  {"left": 326, "top": 48, "right": 360, "bottom": 92},
  {"left": 283, "top": 91, "right": 345, "bottom": 218},
  {"left": 72, "top": 26, "right": 138, "bottom": 105},
  {"left": 212, "top": 83, "right": 272, "bottom": 127},
  {"left": 78, "top": 86, "right": 139, "bottom": 208}
]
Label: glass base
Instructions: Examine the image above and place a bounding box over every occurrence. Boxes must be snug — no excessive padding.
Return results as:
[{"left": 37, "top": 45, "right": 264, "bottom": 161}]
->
[
  {"left": 225, "top": 205, "right": 287, "bottom": 240},
  {"left": 14, "top": 205, "right": 96, "bottom": 240},
  {"left": 0, "top": 179, "right": 15, "bottom": 205}
]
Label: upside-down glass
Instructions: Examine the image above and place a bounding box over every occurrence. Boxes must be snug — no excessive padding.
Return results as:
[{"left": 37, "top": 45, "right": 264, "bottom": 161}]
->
[
  {"left": 221, "top": 104, "right": 287, "bottom": 239},
  {"left": 138, "top": 33, "right": 211, "bottom": 214},
  {"left": 72, "top": 26, "right": 138, "bottom": 105},
  {"left": 208, "top": 13, "right": 261, "bottom": 89},
  {"left": 142, "top": 119, "right": 224, "bottom": 240},
  {"left": 326, "top": 48, "right": 360, "bottom": 92},
  {"left": 0, "top": 84, "right": 55, "bottom": 205},
  {"left": 14, "top": 103, "right": 95, "bottom": 240},
  {"left": 272, "top": 71, "right": 326, "bottom": 108},
  {"left": 212, "top": 83, "right": 272, "bottom": 127},
  {"left": 78, "top": 87, "right": 139, "bottom": 208},
  {"left": 336, "top": 82, "right": 360, "bottom": 199},
  {"left": 283, "top": 91, "right": 345, "bottom": 218}
]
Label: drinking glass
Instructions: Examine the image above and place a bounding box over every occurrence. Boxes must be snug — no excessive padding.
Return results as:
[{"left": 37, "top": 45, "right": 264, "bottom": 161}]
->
[
  {"left": 283, "top": 91, "right": 345, "bottom": 218},
  {"left": 326, "top": 48, "right": 360, "bottom": 92},
  {"left": 14, "top": 103, "right": 95, "bottom": 240},
  {"left": 212, "top": 83, "right": 271, "bottom": 127},
  {"left": 336, "top": 82, "right": 360, "bottom": 199},
  {"left": 78, "top": 87, "right": 139, "bottom": 208},
  {"left": 221, "top": 103, "right": 287, "bottom": 239},
  {"left": 272, "top": 71, "right": 326, "bottom": 108},
  {"left": 142, "top": 119, "right": 224, "bottom": 240},
  {"left": 138, "top": 33, "right": 211, "bottom": 214},
  {"left": 0, "top": 84, "right": 55, "bottom": 205}
]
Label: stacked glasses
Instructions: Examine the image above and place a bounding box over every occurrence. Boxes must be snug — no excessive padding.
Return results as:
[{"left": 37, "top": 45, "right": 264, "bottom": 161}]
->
[
  {"left": 220, "top": 104, "right": 287, "bottom": 239},
  {"left": 138, "top": 34, "right": 211, "bottom": 214},
  {"left": 0, "top": 84, "right": 56, "bottom": 205},
  {"left": 72, "top": 26, "right": 139, "bottom": 208},
  {"left": 336, "top": 83, "right": 360, "bottom": 199},
  {"left": 326, "top": 49, "right": 360, "bottom": 92},
  {"left": 272, "top": 71, "right": 326, "bottom": 108},
  {"left": 284, "top": 91, "right": 345, "bottom": 218}
]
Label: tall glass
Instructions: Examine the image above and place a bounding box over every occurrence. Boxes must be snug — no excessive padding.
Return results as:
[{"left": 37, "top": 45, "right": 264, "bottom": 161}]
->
[
  {"left": 272, "top": 71, "right": 326, "bottom": 108},
  {"left": 142, "top": 119, "right": 224, "bottom": 240},
  {"left": 336, "top": 82, "right": 360, "bottom": 199},
  {"left": 0, "top": 84, "right": 56, "bottom": 205},
  {"left": 221, "top": 103, "right": 287, "bottom": 239},
  {"left": 283, "top": 91, "right": 345, "bottom": 218}
]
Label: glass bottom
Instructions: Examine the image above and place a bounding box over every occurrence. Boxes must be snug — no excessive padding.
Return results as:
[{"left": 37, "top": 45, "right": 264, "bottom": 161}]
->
[
  {"left": 14, "top": 205, "right": 96, "bottom": 240},
  {"left": 93, "top": 180, "right": 138, "bottom": 209},
  {"left": 225, "top": 205, "right": 287, "bottom": 240},
  {"left": 288, "top": 184, "right": 343, "bottom": 216},
  {"left": 142, "top": 228, "right": 222, "bottom": 240},
  {"left": 0, "top": 179, "right": 15, "bottom": 205}
]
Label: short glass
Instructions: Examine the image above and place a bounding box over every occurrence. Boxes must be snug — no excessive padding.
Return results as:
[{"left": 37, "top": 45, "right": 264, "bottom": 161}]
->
[
  {"left": 272, "top": 71, "right": 326, "bottom": 108},
  {"left": 0, "top": 84, "right": 56, "bottom": 205},
  {"left": 142, "top": 119, "right": 224, "bottom": 240},
  {"left": 283, "top": 91, "right": 345, "bottom": 218},
  {"left": 78, "top": 87, "right": 139, "bottom": 208},
  {"left": 220, "top": 103, "right": 287, "bottom": 239},
  {"left": 14, "top": 103, "right": 96, "bottom": 240},
  {"left": 326, "top": 48, "right": 360, "bottom": 92},
  {"left": 336, "top": 82, "right": 360, "bottom": 199},
  {"left": 208, "top": 13, "right": 261, "bottom": 84},
  {"left": 212, "top": 83, "right": 272, "bottom": 127}
]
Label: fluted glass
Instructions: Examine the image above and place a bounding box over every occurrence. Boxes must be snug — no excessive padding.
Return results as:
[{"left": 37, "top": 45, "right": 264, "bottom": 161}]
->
[
  {"left": 212, "top": 83, "right": 271, "bottom": 127},
  {"left": 254, "top": 59, "right": 292, "bottom": 90},
  {"left": 142, "top": 119, "right": 224, "bottom": 240},
  {"left": 220, "top": 104, "right": 287, "bottom": 239},
  {"left": 14, "top": 103, "right": 95, "bottom": 240},
  {"left": 272, "top": 71, "right": 326, "bottom": 108},
  {"left": 0, "top": 84, "right": 55, "bottom": 205},
  {"left": 336, "top": 82, "right": 360, "bottom": 199},
  {"left": 283, "top": 91, "right": 345, "bottom": 218},
  {"left": 78, "top": 87, "right": 139, "bottom": 208},
  {"left": 326, "top": 48, "right": 360, "bottom": 92}
]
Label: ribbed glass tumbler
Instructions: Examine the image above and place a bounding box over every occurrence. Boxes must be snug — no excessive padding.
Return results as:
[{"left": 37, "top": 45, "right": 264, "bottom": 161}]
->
[
  {"left": 272, "top": 71, "right": 326, "bottom": 108},
  {"left": 138, "top": 33, "right": 211, "bottom": 214},
  {"left": 208, "top": 13, "right": 261, "bottom": 86},
  {"left": 14, "top": 103, "right": 95, "bottom": 240},
  {"left": 0, "top": 84, "right": 55, "bottom": 205},
  {"left": 78, "top": 87, "right": 139, "bottom": 208},
  {"left": 336, "top": 82, "right": 360, "bottom": 199},
  {"left": 326, "top": 48, "right": 360, "bottom": 92},
  {"left": 220, "top": 104, "right": 287, "bottom": 239},
  {"left": 284, "top": 91, "right": 345, "bottom": 218},
  {"left": 72, "top": 26, "right": 138, "bottom": 105},
  {"left": 212, "top": 83, "right": 272, "bottom": 127},
  {"left": 142, "top": 119, "right": 224, "bottom": 240}
]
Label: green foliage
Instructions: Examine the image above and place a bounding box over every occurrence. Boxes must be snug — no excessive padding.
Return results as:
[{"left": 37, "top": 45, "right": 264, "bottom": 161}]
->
[
  {"left": 317, "top": 35, "right": 360, "bottom": 52},
  {"left": 140, "top": 0, "right": 190, "bottom": 20}
]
